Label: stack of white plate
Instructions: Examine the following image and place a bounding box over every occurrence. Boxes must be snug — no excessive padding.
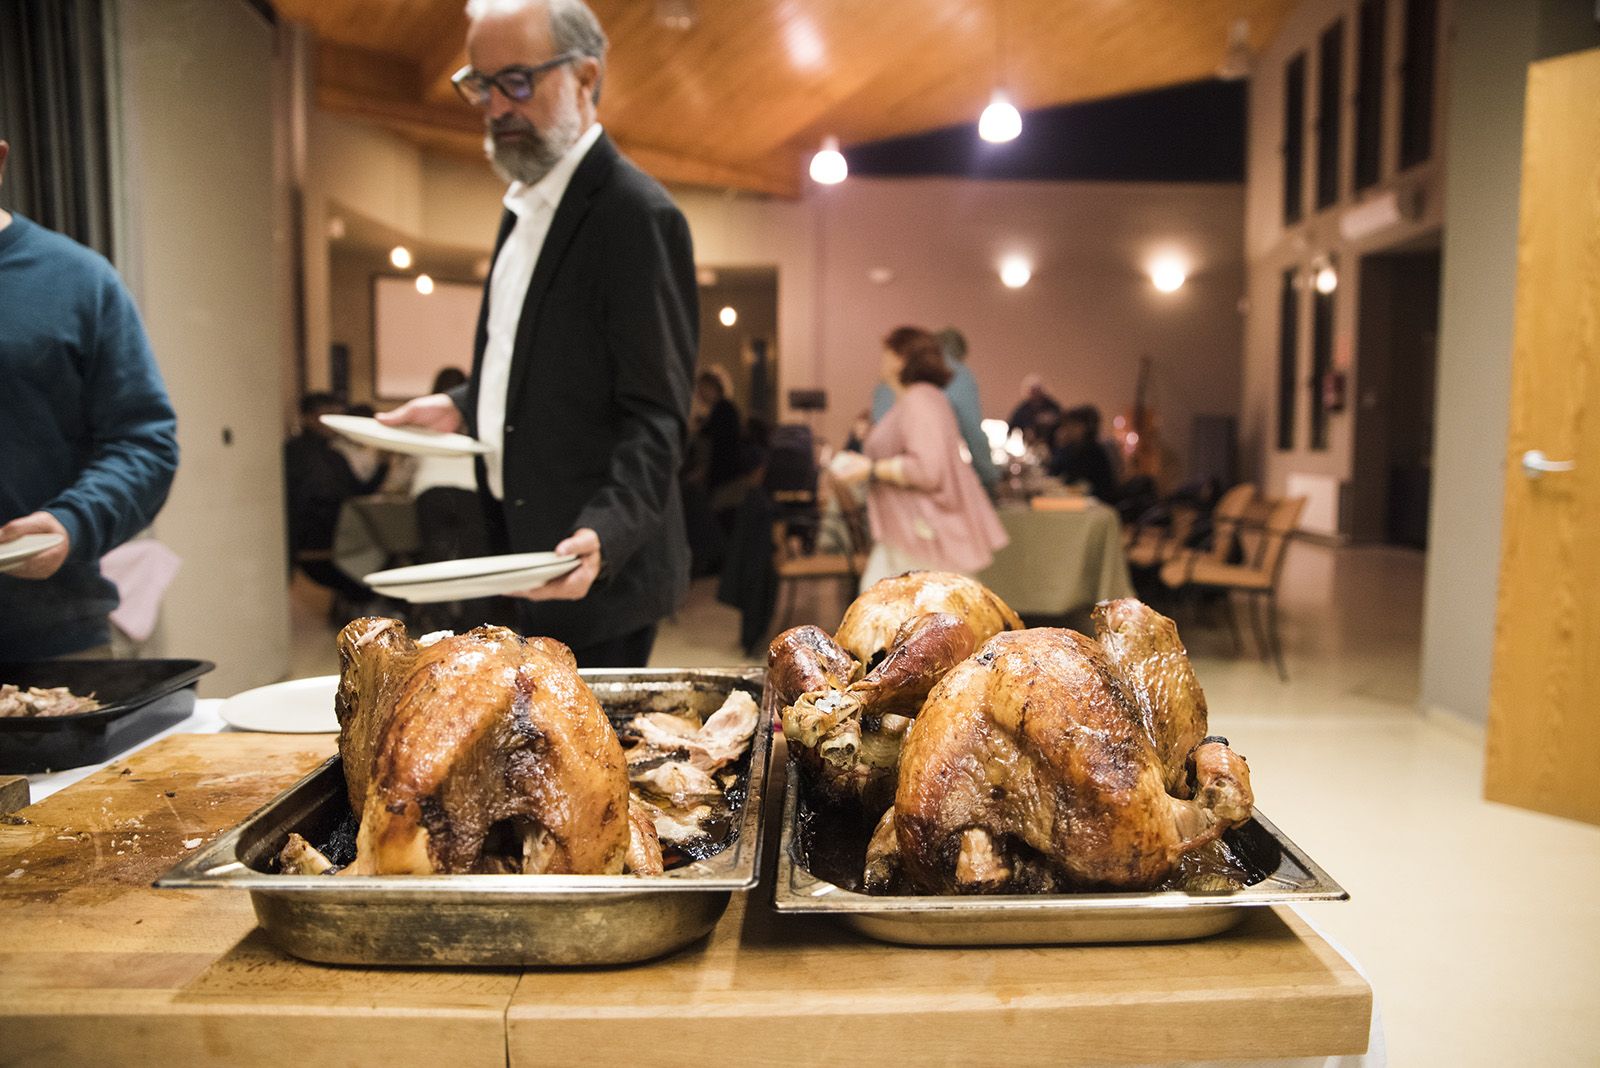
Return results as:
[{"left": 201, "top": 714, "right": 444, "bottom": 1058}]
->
[
  {"left": 364, "top": 552, "right": 579, "bottom": 604},
  {"left": 319, "top": 414, "right": 489, "bottom": 457},
  {"left": 0, "top": 533, "right": 65, "bottom": 574}
]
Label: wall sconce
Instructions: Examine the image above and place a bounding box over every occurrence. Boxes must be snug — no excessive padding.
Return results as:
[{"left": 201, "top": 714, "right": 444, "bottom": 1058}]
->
[
  {"left": 999, "top": 255, "right": 1032, "bottom": 288},
  {"left": 1149, "top": 257, "right": 1187, "bottom": 293}
]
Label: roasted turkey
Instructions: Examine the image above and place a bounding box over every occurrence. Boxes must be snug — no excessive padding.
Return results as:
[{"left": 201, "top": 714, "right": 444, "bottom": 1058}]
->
[
  {"left": 864, "top": 599, "right": 1254, "bottom": 893},
  {"left": 768, "top": 571, "right": 1023, "bottom": 809},
  {"left": 327, "top": 618, "right": 660, "bottom": 876}
]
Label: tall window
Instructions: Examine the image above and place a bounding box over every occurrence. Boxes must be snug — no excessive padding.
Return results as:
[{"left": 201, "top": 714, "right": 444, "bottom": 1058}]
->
[
  {"left": 1277, "top": 269, "right": 1300, "bottom": 451},
  {"left": 1399, "top": 0, "right": 1437, "bottom": 169},
  {"left": 1310, "top": 260, "right": 1338, "bottom": 451},
  {"left": 1354, "top": 0, "right": 1386, "bottom": 191},
  {"left": 1283, "top": 52, "right": 1307, "bottom": 227},
  {"left": 1316, "top": 20, "right": 1345, "bottom": 209}
]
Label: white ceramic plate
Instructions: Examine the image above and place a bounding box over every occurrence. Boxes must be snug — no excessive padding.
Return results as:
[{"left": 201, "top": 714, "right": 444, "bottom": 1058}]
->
[
  {"left": 365, "top": 552, "right": 579, "bottom": 604},
  {"left": 319, "top": 413, "right": 489, "bottom": 458},
  {"left": 0, "top": 533, "right": 66, "bottom": 574},
  {"left": 218, "top": 675, "right": 340, "bottom": 734}
]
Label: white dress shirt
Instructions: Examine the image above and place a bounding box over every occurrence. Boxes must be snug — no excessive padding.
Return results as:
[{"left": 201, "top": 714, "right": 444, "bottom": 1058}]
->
[{"left": 477, "top": 120, "right": 605, "bottom": 500}]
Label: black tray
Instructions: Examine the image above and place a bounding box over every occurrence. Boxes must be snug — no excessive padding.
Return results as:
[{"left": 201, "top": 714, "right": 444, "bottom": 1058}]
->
[{"left": 0, "top": 659, "right": 215, "bottom": 774}]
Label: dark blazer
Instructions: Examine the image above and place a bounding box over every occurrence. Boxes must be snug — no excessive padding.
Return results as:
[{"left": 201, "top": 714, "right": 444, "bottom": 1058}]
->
[{"left": 451, "top": 132, "right": 699, "bottom": 648}]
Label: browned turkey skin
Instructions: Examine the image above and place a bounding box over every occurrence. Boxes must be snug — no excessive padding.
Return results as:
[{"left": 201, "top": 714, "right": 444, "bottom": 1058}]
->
[
  {"left": 768, "top": 572, "right": 1023, "bottom": 810},
  {"left": 865, "top": 600, "right": 1254, "bottom": 893},
  {"left": 331, "top": 618, "right": 659, "bottom": 876}
]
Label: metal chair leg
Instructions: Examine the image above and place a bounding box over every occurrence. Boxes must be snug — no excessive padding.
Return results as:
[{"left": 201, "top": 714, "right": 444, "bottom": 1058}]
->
[
  {"left": 1247, "top": 591, "right": 1270, "bottom": 661},
  {"left": 1224, "top": 591, "right": 1245, "bottom": 656},
  {"left": 1265, "top": 591, "right": 1289, "bottom": 682}
]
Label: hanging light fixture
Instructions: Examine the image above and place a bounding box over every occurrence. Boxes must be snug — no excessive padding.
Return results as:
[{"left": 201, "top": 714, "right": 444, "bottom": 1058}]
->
[
  {"left": 809, "top": 136, "right": 847, "bottom": 185},
  {"left": 1217, "top": 18, "right": 1252, "bottom": 81},
  {"left": 978, "top": 0, "right": 1022, "bottom": 143}
]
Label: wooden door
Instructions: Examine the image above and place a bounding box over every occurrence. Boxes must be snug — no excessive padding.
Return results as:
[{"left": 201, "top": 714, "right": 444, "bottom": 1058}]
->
[{"left": 1484, "top": 48, "right": 1600, "bottom": 825}]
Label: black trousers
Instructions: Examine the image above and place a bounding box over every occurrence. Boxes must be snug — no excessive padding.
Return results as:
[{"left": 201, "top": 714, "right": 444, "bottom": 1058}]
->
[{"left": 565, "top": 624, "right": 658, "bottom": 669}]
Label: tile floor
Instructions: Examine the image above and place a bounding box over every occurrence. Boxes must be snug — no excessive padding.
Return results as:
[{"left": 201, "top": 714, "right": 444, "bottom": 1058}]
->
[{"left": 287, "top": 543, "right": 1600, "bottom": 1066}]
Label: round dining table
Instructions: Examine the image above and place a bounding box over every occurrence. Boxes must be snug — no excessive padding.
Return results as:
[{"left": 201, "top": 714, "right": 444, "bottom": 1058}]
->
[{"left": 977, "top": 496, "right": 1135, "bottom": 617}]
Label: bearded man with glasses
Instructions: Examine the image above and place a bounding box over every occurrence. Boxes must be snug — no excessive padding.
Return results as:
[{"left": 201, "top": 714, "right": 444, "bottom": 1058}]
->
[{"left": 380, "top": 0, "right": 698, "bottom": 668}]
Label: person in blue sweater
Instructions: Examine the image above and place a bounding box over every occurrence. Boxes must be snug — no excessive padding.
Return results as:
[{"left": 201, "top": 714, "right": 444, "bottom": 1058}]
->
[
  {"left": 870, "top": 327, "right": 999, "bottom": 491},
  {"left": 0, "top": 138, "right": 179, "bottom": 659}
]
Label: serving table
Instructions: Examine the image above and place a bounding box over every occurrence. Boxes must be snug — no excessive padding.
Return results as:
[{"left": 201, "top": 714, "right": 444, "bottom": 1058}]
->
[
  {"left": 0, "top": 731, "right": 1373, "bottom": 1067},
  {"left": 978, "top": 499, "right": 1135, "bottom": 618}
]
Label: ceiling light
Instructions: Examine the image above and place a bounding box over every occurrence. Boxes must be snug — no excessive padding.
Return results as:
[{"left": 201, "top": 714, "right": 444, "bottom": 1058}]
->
[
  {"left": 1150, "top": 257, "right": 1187, "bottom": 293},
  {"left": 326, "top": 216, "right": 347, "bottom": 240},
  {"left": 979, "top": 91, "right": 1023, "bottom": 143},
  {"left": 1217, "top": 18, "right": 1252, "bottom": 81},
  {"left": 999, "top": 255, "right": 1032, "bottom": 289},
  {"left": 415, "top": 273, "right": 434, "bottom": 296},
  {"left": 389, "top": 245, "right": 413, "bottom": 270},
  {"left": 1314, "top": 264, "right": 1339, "bottom": 294},
  {"left": 719, "top": 305, "right": 738, "bottom": 327},
  {"left": 809, "top": 136, "right": 847, "bottom": 185}
]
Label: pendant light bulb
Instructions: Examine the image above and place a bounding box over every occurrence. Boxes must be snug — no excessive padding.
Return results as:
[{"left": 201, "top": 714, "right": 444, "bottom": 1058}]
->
[
  {"left": 809, "top": 136, "right": 847, "bottom": 185},
  {"left": 978, "top": 91, "right": 1022, "bottom": 143}
]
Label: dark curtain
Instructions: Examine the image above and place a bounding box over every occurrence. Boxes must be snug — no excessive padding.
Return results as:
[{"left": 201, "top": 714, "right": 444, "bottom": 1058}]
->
[{"left": 0, "top": 0, "right": 115, "bottom": 257}]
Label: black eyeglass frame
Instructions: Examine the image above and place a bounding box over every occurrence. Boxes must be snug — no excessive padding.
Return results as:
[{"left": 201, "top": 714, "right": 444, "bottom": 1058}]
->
[{"left": 451, "top": 51, "right": 583, "bottom": 106}]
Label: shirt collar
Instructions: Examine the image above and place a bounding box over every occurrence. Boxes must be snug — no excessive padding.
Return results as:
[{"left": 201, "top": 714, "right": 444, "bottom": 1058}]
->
[{"left": 502, "top": 121, "right": 604, "bottom": 218}]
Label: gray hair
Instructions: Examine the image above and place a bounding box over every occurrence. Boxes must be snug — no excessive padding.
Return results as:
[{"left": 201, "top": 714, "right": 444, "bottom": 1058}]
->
[{"left": 465, "top": 0, "right": 608, "bottom": 104}]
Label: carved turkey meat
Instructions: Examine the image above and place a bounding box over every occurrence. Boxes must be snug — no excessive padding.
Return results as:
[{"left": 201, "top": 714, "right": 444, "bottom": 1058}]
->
[
  {"left": 864, "top": 599, "right": 1254, "bottom": 893},
  {"left": 330, "top": 618, "right": 660, "bottom": 876},
  {"left": 768, "top": 572, "right": 1023, "bottom": 809}
]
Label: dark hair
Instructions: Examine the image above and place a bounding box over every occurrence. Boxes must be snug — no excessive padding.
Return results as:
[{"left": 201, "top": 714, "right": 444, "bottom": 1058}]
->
[
  {"left": 884, "top": 326, "right": 952, "bottom": 388},
  {"left": 1064, "top": 405, "right": 1102, "bottom": 440},
  {"left": 695, "top": 369, "right": 726, "bottom": 398},
  {"left": 432, "top": 367, "right": 468, "bottom": 393},
  {"left": 299, "top": 391, "right": 342, "bottom": 415}
]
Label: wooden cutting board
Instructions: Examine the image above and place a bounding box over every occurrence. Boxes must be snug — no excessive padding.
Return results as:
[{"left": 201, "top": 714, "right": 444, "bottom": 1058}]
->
[
  {"left": 0, "top": 774, "right": 26, "bottom": 814},
  {"left": 0, "top": 733, "right": 519, "bottom": 1066},
  {"left": 0, "top": 734, "right": 1371, "bottom": 1067}
]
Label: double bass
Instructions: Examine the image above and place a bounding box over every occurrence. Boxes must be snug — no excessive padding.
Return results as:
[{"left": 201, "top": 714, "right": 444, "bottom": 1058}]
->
[{"left": 1113, "top": 354, "right": 1171, "bottom": 489}]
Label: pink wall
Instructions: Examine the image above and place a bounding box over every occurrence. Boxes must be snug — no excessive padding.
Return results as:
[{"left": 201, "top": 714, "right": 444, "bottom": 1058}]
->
[
  {"left": 814, "top": 178, "right": 1245, "bottom": 475},
  {"left": 684, "top": 176, "right": 1246, "bottom": 481}
]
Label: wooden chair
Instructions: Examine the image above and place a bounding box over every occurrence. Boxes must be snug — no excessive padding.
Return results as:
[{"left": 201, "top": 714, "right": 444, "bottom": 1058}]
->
[
  {"left": 1126, "top": 482, "right": 1256, "bottom": 571},
  {"left": 1160, "top": 495, "right": 1306, "bottom": 680},
  {"left": 770, "top": 474, "right": 870, "bottom": 635}
]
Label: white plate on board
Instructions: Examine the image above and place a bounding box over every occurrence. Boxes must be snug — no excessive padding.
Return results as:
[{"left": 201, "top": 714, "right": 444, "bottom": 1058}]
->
[
  {"left": 0, "top": 533, "right": 65, "bottom": 574},
  {"left": 218, "top": 676, "right": 340, "bottom": 734},
  {"left": 364, "top": 552, "right": 580, "bottom": 604},
  {"left": 319, "top": 414, "right": 489, "bottom": 458}
]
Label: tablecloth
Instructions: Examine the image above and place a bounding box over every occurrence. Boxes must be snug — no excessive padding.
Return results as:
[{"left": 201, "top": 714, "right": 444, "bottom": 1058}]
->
[{"left": 978, "top": 500, "right": 1135, "bottom": 616}]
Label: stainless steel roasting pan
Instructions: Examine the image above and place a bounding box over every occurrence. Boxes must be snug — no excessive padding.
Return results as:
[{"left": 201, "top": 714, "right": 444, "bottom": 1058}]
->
[{"left": 157, "top": 669, "right": 768, "bottom": 967}]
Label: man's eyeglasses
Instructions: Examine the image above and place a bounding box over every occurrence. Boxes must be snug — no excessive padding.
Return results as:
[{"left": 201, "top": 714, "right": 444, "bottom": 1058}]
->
[{"left": 451, "top": 52, "right": 581, "bottom": 107}]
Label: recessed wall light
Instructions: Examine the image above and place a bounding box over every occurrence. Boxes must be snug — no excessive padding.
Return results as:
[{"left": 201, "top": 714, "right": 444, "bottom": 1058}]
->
[
  {"left": 1150, "top": 257, "right": 1187, "bottom": 293},
  {"left": 999, "top": 255, "right": 1032, "bottom": 288}
]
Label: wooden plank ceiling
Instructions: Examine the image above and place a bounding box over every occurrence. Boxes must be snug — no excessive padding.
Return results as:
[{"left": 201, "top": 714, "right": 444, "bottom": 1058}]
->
[{"left": 279, "top": 0, "right": 1294, "bottom": 197}]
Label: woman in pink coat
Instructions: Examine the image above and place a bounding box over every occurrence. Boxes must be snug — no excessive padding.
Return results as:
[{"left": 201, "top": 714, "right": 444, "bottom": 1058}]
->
[{"left": 836, "top": 327, "right": 1008, "bottom": 591}]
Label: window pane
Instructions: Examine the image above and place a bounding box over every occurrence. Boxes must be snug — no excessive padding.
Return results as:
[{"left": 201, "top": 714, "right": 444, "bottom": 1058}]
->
[
  {"left": 1316, "top": 20, "right": 1345, "bottom": 209},
  {"left": 1283, "top": 52, "right": 1307, "bottom": 226},
  {"left": 1354, "top": 0, "right": 1385, "bottom": 191},
  {"left": 1277, "top": 269, "right": 1300, "bottom": 451},
  {"left": 1399, "top": 0, "right": 1437, "bottom": 169}
]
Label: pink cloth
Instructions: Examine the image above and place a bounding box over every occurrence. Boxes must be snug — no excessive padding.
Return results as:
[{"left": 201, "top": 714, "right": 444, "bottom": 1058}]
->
[
  {"left": 100, "top": 539, "right": 182, "bottom": 642},
  {"left": 862, "top": 382, "right": 1008, "bottom": 574}
]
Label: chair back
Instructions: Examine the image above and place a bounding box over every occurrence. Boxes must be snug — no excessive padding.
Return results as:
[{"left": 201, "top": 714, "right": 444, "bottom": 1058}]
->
[
  {"left": 1253, "top": 496, "right": 1306, "bottom": 580},
  {"left": 1205, "top": 482, "right": 1257, "bottom": 563}
]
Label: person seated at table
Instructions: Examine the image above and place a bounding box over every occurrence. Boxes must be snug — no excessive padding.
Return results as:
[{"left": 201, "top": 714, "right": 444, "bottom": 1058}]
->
[
  {"left": 834, "top": 327, "right": 1007, "bottom": 590},
  {"left": 1007, "top": 374, "right": 1063, "bottom": 443},
  {"left": 1047, "top": 406, "right": 1119, "bottom": 504},
  {"left": 283, "top": 392, "right": 387, "bottom": 609}
]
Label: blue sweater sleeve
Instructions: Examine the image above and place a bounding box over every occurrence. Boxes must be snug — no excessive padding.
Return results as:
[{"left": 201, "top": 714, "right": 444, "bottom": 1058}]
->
[
  {"left": 43, "top": 272, "right": 179, "bottom": 563},
  {"left": 946, "top": 365, "right": 999, "bottom": 487}
]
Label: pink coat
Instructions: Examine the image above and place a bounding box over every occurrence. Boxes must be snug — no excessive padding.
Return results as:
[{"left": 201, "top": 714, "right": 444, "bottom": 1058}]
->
[{"left": 862, "top": 382, "right": 1008, "bottom": 573}]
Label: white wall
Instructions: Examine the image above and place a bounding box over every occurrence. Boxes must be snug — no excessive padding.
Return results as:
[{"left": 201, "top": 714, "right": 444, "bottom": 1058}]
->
[
  {"left": 113, "top": 0, "right": 290, "bottom": 695},
  {"left": 1420, "top": 0, "right": 1600, "bottom": 725}
]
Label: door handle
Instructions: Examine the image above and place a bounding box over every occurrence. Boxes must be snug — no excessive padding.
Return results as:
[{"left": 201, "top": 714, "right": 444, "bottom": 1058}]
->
[{"left": 1522, "top": 449, "right": 1576, "bottom": 479}]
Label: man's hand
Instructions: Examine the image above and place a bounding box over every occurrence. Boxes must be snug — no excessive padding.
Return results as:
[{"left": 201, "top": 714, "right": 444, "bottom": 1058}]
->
[
  {"left": 0, "top": 511, "right": 71, "bottom": 579},
  {"left": 513, "top": 528, "right": 602, "bottom": 602},
  {"left": 375, "top": 393, "right": 463, "bottom": 434}
]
